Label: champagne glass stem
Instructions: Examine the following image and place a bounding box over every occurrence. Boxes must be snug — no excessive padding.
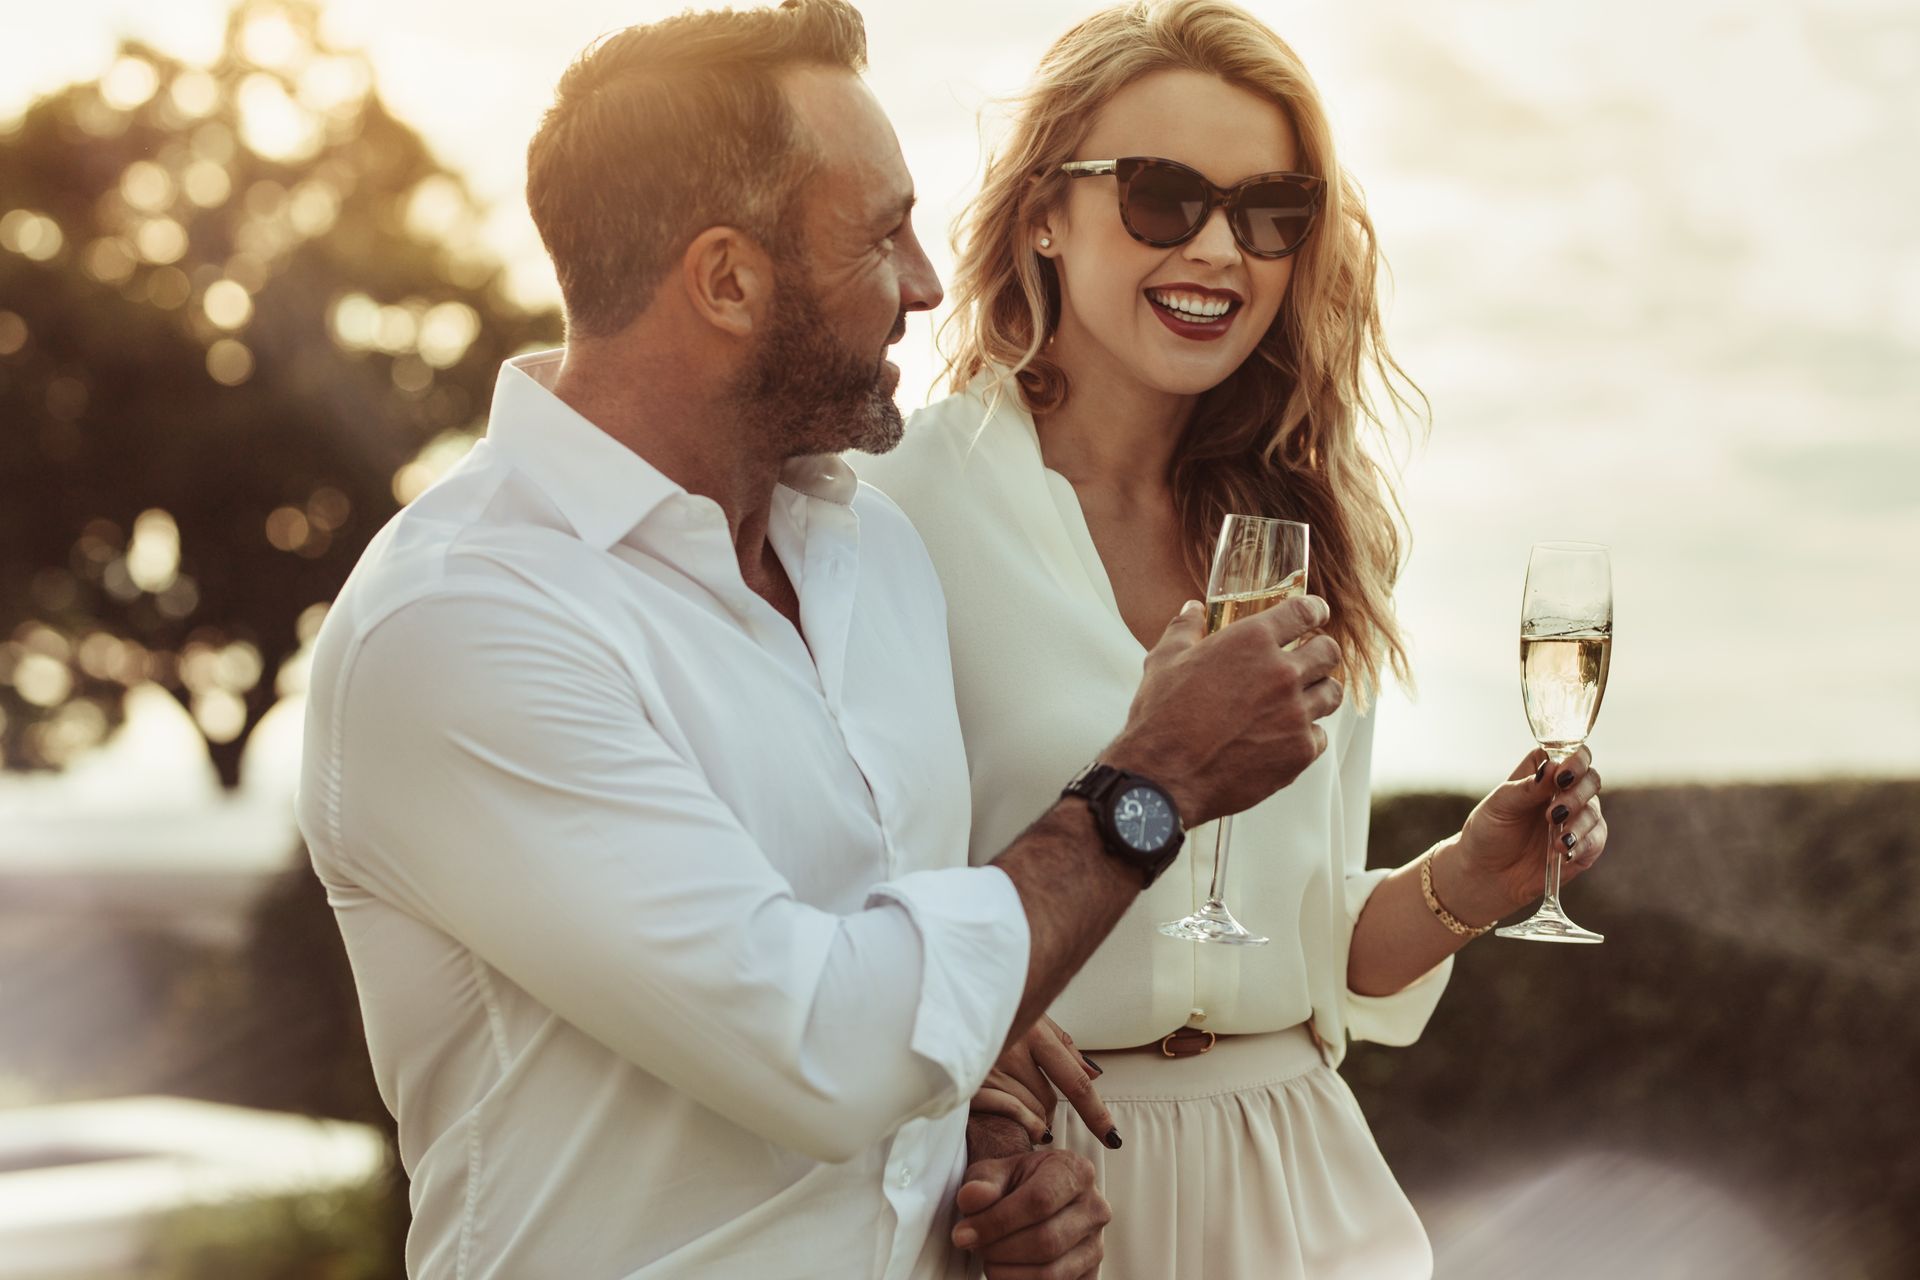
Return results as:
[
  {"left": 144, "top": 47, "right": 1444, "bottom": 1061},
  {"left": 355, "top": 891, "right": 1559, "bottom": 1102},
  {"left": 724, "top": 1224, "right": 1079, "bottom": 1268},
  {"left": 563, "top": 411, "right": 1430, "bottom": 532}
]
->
[
  {"left": 1536, "top": 746, "right": 1576, "bottom": 916},
  {"left": 1541, "top": 796, "right": 1568, "bottom": 915},
  {"left": 1203, "top": 815, "right": 1235, "bottom": 907}
]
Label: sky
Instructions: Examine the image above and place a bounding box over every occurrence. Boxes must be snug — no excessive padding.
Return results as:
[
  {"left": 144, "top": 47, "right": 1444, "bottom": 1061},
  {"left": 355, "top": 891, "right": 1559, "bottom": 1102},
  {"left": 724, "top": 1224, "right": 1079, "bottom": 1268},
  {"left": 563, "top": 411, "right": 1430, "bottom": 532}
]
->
[{"left": 3, "top": 0, "right": 1917, "bottom": 809}]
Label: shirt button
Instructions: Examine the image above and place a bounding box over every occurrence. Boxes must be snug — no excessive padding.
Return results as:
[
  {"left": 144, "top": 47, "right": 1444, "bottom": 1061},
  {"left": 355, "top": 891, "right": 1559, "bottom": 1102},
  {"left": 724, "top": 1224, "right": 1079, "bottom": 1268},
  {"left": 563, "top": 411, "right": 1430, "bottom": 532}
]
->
[{"left": 896, "top": 1166, "right": 913, "bottom": 1190}]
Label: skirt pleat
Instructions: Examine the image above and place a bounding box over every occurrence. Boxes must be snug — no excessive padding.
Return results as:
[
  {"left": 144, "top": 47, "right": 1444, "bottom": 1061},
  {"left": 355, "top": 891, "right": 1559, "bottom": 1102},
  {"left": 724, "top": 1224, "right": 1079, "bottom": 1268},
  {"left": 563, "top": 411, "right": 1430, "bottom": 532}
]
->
[{"left": 1049, "top": 1028, "right": 1431, "bottom": 1280}]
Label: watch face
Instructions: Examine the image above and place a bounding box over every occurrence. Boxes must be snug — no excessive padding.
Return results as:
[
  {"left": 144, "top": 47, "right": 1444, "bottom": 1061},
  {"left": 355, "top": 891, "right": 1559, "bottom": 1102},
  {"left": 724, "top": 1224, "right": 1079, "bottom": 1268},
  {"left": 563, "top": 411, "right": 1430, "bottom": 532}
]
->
[{"left": 1114, "top": 785, "right": 1176, "bottom": 853}]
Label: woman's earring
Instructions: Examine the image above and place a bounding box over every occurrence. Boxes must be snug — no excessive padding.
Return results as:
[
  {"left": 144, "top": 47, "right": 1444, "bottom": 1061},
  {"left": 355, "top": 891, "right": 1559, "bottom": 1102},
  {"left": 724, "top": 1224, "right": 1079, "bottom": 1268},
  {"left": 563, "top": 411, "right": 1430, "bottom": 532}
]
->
[{"left": 1038, "top": 237, "right": 1052, "bottom": 251}]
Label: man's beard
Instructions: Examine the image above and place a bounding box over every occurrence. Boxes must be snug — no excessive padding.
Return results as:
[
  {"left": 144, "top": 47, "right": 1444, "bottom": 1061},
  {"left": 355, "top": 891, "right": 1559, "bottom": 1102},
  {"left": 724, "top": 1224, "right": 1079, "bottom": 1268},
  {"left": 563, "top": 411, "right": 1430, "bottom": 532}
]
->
[{"left": 740, "top": 264, "right": 905, "bottom": 458}]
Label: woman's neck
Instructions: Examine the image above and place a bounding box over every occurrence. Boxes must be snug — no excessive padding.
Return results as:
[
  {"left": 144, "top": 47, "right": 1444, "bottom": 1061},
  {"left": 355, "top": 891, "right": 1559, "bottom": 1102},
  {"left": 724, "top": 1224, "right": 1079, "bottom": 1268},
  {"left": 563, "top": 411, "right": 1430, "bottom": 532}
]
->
[{"left": 1031, "top": 324, "right": 1193, "bottom": 506}]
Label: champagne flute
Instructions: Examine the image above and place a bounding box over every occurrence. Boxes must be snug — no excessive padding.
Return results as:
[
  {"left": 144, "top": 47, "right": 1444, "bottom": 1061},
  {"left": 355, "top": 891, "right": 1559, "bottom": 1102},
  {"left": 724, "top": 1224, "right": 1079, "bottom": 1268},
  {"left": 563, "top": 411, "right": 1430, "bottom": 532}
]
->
[
  {"left": 1496, "top": 541, "right": 1611, "bottom": 944},
  {"left": 1158, "top": 515, "right": 1310, "bottom": 946}
]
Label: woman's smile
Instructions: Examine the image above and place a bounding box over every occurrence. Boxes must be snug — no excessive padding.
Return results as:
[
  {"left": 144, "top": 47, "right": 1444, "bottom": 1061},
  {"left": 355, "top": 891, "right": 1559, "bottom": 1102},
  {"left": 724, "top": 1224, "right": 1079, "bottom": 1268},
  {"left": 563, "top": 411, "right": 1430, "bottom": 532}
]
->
[{"left": 1144, "top": 283, "right": 1245, "bottom": 341}]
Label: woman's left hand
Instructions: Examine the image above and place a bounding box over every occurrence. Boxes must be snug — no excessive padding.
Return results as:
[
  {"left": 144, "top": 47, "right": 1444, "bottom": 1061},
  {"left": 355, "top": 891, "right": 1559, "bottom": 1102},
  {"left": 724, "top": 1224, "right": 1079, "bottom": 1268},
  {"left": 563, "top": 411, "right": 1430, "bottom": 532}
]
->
[{"left": 1454, "top": 745, "right": 1609, "bottom": 913}]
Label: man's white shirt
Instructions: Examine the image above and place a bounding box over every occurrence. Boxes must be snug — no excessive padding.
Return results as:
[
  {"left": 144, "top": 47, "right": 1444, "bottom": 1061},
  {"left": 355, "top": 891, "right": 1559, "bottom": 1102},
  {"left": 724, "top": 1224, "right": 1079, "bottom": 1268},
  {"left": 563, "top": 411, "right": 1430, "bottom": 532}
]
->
[{"left": 296, "top": 350, "right": 1030, "bottom": 1278}]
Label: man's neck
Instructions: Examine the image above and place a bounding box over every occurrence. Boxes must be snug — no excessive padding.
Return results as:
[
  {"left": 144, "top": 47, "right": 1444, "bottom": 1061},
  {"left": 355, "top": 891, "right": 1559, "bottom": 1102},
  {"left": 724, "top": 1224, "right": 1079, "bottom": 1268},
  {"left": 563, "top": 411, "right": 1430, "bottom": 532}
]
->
[{"left": 548, "top": 345, "right": 793, "bottom": 594}]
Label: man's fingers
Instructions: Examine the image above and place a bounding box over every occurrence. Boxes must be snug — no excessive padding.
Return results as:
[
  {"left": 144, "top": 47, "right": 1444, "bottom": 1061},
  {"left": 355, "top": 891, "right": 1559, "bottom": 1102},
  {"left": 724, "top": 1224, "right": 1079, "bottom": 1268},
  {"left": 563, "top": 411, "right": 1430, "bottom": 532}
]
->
[
  {"left": 954, "top": 1157, "right": 1018, "bottom": 1219},
  {"left": 971, "top": 1087, "right": 1049, "bottom": 1145},
  {"left": 1151, "top": 599, "right": 1205, "bottom": 654},
  {"left": 953, "top": 1153, "right": 1087, "bottom": 1250},
  {"left": 1286, "top": 629, "right": 1341, "bottom": 677},
  {"left": 1302, "top": 674, "right": 1344, "bottom": 721},
  {"left": 1031, "top": 1032, "right": 1115, "bottom": 1146},
  {"left": 980, "top": 1201, "right": 1108, "bottom": 1275},
  {"left": 984, "top": 1237, "right": 1106, "bottom": 1279},
  {"left": 1244, "top": 592, "right": 1329, "bottom": 650}
]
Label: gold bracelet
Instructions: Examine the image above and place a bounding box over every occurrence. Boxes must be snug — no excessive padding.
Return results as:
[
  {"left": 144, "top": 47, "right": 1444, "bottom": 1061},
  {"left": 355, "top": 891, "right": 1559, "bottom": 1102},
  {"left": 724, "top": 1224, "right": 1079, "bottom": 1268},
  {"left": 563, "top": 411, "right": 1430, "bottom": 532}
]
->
[{"left": 1420, "top": 846, "right": 1494, "bottom": 938}]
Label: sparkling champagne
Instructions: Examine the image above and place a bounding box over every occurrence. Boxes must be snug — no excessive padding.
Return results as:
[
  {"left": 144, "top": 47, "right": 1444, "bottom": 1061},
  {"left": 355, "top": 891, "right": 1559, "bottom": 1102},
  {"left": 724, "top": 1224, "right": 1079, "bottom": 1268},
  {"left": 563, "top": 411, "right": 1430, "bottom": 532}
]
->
[
  {"left": 1206, "top": 568, "right": 1307, "bottom": 635},
  {"left": 1520, "top": 630, "right": 1611, "bottom": 755}
]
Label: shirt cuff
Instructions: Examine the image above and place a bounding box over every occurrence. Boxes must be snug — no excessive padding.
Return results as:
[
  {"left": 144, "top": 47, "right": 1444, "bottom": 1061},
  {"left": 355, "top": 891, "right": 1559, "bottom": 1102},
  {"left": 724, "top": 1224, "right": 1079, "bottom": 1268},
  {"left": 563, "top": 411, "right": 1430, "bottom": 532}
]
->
[
  {"left": 1341, "top": 867, "right": 1455, "bottom": 1046},
  {"left": 866, "top": 865, "right": 1030, "bottom": 1100}
]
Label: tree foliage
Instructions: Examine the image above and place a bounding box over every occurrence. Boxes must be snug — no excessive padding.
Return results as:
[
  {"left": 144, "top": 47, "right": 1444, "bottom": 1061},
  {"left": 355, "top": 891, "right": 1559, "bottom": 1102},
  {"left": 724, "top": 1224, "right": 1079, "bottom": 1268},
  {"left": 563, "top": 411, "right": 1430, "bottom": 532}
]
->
[{"left": 0, "top": 0, "right": 559, "bottom": 787}]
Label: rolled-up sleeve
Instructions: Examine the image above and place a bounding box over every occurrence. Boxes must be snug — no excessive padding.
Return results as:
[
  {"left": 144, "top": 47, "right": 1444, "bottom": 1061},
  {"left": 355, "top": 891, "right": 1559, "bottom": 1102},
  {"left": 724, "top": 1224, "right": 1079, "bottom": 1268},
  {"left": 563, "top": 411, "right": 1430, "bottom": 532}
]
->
[
  {"left": 1337, "top": 707, "right": 1452, "bottom": 1046},
  {"left": 327, "top": 590, "right": 1027, "bottom": 1164},
  {"left": 867, "top": 866, "right": 1029, "bottom": 1101}
]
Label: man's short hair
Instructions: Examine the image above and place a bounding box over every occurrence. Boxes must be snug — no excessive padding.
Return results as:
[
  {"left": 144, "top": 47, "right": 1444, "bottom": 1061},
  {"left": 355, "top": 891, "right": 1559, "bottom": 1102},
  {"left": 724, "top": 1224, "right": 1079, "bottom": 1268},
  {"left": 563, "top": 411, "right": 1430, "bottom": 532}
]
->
[{"left": 527, "top": 0, "right": 868, "bottom": 337}]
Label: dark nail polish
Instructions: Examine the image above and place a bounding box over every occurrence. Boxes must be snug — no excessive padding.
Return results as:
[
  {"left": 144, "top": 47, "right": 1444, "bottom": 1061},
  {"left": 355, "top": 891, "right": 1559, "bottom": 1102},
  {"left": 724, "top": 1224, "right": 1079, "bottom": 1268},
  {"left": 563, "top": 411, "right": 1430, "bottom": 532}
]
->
[
  {"left": 1561, "top": 832, "right": 1577, "bottom": 849},
  {"left": 1082, "top": 1055, "right": 1103, "bottom": 1077},
  {"left": 1103, "top": 1129, "right": 1123, "bottom": 1150},
  {"left": 1040, "top": 1128, "right": 1053, "bottom": 1145},
  {"left": 1557, "top": 770, "right": 1575, "bottom": 789},
  {"left": 1551, "top": 805, "right": 1569, "bottom": 825},
  {"left": 1534, "top": 761, "right": 1547, "bottom": 783}
]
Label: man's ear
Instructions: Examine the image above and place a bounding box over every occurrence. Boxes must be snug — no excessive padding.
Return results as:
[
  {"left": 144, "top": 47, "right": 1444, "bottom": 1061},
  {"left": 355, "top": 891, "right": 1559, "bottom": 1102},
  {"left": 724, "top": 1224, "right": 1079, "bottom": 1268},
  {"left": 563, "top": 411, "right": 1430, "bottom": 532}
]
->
[{"left": 679, "top": 226, "right": 772, "bottom": 338}]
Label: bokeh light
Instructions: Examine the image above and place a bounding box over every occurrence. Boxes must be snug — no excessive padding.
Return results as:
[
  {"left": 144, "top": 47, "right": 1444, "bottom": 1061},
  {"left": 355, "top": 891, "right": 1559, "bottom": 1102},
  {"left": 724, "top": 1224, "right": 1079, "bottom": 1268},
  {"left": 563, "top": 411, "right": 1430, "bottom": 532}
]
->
[
  {"left": 1, "top": 209, "right": 66, "bottom": 261},
  {"left": 125, "top": 510, "right": 181, "bottom": 594},
  {"left": 119, "top": 160, "right": 175, "bottom": 213},
  {"left": 202, "top": 278, "right": 254, "bottom": 329},
  {"left": 169, "top": 69, "right": 221, "bottom": 119},
  {"left": 145, "top": 265, "right": 192, "bottom": 308},
  {"left": 236, "top": 72, "right": 323, "bottom": 163},
  {"left": 13, "top": 652, "right": 73, "bottom": 708},
  {"left": 83, "top": 237, "right": 137, "bottom": 284},
  {"left": 206, "top": 337, "right": 255, "bottom": 385},
  {"left": 239, "top": 11, "right": 304, "bottom": 71},
  {"left": 134, "top": 217, "right": 188, "bottom": 264},
  {"left": 182, "top": 158, "right": 232, "bottom": 207},
  {"left": 98, "top": 56, "right": 160, "bottom": 112}
]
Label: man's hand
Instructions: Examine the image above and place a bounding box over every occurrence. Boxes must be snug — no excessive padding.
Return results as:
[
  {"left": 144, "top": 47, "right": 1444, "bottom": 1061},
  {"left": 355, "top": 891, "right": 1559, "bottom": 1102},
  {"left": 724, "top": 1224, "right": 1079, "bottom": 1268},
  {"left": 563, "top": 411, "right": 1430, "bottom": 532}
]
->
[
  {"left": 951, "top": 1149, "right": 1109, "bottom": 1280},
  {"left": 1104, "top": 595, "right": 1342, "bottom": 825}
]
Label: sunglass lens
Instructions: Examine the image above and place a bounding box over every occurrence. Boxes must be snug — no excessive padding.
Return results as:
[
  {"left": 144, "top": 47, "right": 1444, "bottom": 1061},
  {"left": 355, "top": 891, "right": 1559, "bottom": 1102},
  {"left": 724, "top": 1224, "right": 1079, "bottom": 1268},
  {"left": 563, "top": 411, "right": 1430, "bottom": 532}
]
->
[
  {"left": 1234, "top": 180, "right": 1316, "bottom": 256},
  {"left": 1124, "top": 164, "right": 1208, "bottom": 244}
]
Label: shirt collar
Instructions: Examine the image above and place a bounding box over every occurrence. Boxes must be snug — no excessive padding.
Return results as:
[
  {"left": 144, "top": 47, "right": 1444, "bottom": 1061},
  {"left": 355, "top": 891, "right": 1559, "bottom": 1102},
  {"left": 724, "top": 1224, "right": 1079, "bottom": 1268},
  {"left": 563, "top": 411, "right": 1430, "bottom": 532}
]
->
[
  {"left": 484, "top": 349, "right": 858, "bottom": 550},
  {"left": 778, "top": 453, "right": 858, "bottom": 506}
]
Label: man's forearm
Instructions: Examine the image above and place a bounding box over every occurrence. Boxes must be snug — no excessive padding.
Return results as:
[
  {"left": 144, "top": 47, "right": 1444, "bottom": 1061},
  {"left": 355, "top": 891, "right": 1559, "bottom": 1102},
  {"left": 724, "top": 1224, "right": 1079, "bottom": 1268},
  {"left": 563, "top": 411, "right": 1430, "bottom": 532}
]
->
[
  {"left": 989, "top": 799, "right": 1141, "bottom": 1049},
  {"left": 966, "top": 1111, "right": 1035, "bottom": 1164}
]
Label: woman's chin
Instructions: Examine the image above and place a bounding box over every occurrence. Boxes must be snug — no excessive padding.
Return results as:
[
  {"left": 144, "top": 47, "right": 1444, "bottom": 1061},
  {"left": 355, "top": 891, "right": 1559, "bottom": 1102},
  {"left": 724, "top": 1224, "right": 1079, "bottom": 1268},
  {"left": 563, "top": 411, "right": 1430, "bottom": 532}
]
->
[{"left": 1134, "top": 348, "right": 1260, "bottom": 399}]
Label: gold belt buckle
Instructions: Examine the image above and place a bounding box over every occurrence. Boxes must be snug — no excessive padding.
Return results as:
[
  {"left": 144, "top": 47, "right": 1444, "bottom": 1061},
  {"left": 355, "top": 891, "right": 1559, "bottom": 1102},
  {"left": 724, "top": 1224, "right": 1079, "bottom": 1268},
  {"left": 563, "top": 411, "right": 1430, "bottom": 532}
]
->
[{"left": 1159, "top": 1027, "right": 1216, "bottom": 1058}]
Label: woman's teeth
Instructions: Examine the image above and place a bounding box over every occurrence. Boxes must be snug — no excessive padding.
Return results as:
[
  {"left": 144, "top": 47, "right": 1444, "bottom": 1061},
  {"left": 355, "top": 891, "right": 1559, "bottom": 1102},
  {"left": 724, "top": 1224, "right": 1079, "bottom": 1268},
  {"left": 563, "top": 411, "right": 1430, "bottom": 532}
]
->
[{"left": 1147, "top": 290, "right": 1234, "bottom": 322}]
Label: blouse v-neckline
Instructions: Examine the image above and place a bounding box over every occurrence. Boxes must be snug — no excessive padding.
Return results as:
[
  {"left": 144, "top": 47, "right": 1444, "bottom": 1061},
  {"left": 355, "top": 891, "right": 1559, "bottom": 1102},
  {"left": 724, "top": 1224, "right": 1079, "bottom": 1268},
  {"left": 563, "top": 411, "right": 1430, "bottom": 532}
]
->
[{"left": 998, "top": 399, "right": 1150, "bottom": 657}]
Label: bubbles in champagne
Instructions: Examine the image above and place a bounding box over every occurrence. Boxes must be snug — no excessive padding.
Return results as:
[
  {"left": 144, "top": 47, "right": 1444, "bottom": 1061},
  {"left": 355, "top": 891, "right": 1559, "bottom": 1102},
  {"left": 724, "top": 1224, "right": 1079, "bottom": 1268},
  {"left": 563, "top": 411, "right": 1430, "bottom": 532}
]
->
[
  {"left": 1205, "top": 568, "right": 1307, "bottom": 634},
  {"left": 1520, "top": 632, "right": 1611, "bottom": 754}
]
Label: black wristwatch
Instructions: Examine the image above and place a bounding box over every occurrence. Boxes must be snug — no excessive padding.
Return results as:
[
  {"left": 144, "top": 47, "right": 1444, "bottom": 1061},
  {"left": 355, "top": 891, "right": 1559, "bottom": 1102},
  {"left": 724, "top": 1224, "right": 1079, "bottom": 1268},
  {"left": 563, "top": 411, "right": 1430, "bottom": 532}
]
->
[{"left": 1062, "top": 763, "right": 1185, "bottom": 888}]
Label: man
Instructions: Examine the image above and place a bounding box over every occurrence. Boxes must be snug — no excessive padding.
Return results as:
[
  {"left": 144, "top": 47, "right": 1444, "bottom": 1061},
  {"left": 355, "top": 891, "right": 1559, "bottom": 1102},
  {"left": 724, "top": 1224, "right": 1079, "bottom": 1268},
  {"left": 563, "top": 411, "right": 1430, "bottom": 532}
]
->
[{"left": 295, "top": 2, "right": 1343, "bottom": 1276}]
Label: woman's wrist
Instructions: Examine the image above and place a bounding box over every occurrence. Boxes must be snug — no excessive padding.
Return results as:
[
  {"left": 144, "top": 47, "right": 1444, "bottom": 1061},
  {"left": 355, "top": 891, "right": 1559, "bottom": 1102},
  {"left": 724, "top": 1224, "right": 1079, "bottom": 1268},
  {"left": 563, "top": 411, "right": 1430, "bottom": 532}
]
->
[{"left": 1426, "top": 835, "right": 1514, "bottom": 929}]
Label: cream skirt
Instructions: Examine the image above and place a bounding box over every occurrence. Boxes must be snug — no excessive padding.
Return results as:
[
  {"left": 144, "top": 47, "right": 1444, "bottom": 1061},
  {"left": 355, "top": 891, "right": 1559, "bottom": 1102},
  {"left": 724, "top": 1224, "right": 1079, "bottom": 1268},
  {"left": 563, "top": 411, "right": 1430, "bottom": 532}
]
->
[{"left": 1048, "top": 1027, "right": 1431, "bottom": 1280}]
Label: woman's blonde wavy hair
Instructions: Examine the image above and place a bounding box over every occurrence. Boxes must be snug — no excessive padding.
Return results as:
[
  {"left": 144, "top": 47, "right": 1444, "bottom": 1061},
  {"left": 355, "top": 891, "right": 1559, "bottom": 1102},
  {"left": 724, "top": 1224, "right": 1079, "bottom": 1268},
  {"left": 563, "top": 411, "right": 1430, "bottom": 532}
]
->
[{"left": 941, "top": 0, "right": 1424, "bottom": 703}]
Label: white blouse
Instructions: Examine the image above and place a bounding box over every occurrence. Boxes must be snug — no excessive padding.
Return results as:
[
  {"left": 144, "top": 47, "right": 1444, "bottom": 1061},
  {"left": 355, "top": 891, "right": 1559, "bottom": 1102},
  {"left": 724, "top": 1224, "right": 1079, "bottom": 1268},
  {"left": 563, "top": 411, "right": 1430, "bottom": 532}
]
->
[{"left": 857, "top": 380, "right": 1451, "bottom": 1058}]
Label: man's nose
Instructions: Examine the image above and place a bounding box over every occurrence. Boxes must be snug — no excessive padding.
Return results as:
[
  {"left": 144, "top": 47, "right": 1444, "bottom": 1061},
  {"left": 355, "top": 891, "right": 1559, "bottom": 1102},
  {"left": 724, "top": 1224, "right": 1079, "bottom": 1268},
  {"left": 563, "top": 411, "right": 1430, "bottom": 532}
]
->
[{"left": 900, "top": 238, "right": 944, "bottom": 314}]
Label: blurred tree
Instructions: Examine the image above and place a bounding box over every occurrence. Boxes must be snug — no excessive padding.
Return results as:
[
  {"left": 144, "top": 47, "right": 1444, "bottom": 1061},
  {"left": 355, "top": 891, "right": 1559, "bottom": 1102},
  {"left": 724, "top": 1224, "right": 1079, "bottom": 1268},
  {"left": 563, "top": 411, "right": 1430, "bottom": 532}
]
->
[{"left": 0, "top": 0, "right": 559, "bottom": 787}]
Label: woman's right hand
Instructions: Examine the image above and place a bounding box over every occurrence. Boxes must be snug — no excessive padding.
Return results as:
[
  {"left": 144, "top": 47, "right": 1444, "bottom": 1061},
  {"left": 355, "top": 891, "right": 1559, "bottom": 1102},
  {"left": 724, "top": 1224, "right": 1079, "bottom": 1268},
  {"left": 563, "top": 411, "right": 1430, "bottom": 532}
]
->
[{"left": 969, "top": 1016, "right": 1116, "bottom": 1148}]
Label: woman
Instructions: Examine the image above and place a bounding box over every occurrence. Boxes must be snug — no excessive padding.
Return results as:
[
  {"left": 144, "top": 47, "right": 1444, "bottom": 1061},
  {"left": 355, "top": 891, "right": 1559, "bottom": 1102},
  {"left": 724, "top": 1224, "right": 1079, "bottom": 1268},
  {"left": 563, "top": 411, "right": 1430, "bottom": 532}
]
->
[{"left": 859, "top": 2, "right": 1611, "bottom": 1276}]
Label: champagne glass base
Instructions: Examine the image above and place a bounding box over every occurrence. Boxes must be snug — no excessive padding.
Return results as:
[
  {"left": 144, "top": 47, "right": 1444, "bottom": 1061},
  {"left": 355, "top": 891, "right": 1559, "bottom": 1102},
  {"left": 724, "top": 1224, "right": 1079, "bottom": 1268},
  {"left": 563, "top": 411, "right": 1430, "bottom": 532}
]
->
[
  {"left": 1158, "top": 901, "right": 1270, "bottom": 946},
  {"left": 1495, "top": 908, "right": 1604, "bottom": 944}
]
